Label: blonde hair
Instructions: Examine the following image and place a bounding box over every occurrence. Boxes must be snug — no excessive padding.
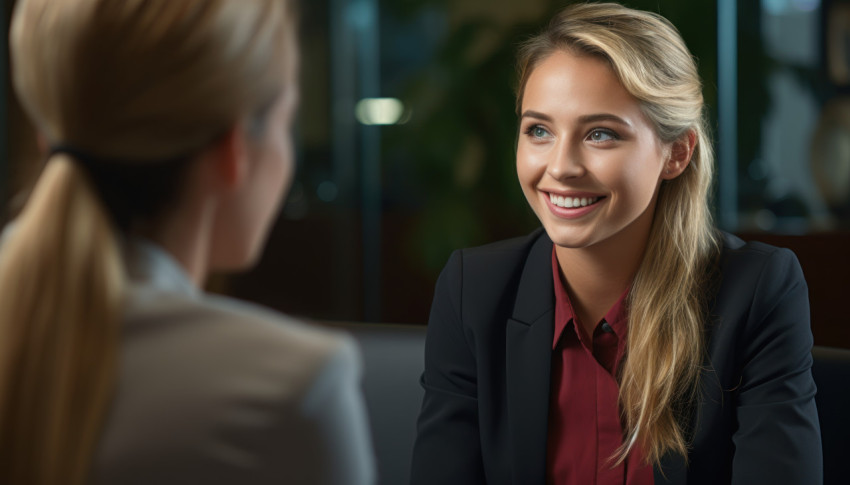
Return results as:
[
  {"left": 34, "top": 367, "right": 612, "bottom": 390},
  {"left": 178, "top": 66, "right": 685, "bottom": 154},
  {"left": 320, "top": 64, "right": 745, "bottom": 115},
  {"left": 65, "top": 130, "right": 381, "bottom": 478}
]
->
[
  {"left": 0, "top": 1, "right": 296, "bottom": 484},
  {"left": 517, "top": 3, "right": 719, "bottom": 465}
]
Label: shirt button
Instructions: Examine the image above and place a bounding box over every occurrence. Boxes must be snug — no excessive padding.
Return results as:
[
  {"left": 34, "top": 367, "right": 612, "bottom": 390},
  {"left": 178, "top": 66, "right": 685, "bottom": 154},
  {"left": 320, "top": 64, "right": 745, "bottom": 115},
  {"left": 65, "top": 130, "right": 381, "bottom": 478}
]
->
[{"left": 601, "top": 321, "right": 614, "bottom": 333}]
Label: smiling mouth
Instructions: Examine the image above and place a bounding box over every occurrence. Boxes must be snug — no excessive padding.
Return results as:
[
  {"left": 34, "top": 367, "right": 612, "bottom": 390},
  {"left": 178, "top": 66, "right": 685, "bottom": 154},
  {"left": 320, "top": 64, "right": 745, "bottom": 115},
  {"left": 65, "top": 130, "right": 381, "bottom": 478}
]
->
[{"left": 548, "top": 193, "right": 604, "bottom": 208}]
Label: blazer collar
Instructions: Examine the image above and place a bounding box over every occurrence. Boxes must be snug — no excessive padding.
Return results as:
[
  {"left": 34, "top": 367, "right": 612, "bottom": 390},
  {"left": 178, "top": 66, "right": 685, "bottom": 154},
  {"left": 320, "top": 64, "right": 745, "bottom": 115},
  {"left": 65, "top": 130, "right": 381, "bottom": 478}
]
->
[
  {"left": 505, "top": 229, "right": 555, "bottom": 484},
  {"left": 509, "top": 229, "right": 555, "bottom": 326}
]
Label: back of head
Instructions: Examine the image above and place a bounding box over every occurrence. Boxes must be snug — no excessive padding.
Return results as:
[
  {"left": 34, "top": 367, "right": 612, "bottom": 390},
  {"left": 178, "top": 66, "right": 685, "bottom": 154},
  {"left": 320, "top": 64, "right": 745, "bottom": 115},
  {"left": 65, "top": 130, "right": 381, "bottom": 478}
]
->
[
  {"left": 0, "top": 1, "right": 296, "bottom": 484},
  {"left": 12, "top": 0, "right": 294, "bottom": 160},
  {"left": 515, "top": 2, "right": 718, "bottom": 466}
]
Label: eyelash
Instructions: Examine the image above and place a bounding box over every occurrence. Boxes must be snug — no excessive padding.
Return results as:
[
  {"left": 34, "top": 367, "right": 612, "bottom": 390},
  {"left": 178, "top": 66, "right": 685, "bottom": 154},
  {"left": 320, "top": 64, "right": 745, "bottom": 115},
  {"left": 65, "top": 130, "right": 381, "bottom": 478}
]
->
[
  {"left": 524, "top": 124, "right": 550, "bottom": 139},
  {"left": 587, "top": 128, "right": 620, "bottom": 143}
]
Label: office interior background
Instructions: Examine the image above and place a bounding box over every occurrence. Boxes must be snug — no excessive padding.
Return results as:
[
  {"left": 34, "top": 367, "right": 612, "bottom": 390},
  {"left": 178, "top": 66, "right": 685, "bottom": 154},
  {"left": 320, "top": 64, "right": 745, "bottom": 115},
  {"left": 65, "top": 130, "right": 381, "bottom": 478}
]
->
[{"left": 2, "top": 0, "right": 848, "bottom": 348}]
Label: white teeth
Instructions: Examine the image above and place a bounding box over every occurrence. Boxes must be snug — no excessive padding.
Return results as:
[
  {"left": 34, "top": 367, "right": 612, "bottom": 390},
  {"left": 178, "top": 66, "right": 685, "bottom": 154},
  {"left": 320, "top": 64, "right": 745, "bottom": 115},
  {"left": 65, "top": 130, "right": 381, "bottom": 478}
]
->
[{"left": 549, "top": 193, "right": 601, "bottom": 208}]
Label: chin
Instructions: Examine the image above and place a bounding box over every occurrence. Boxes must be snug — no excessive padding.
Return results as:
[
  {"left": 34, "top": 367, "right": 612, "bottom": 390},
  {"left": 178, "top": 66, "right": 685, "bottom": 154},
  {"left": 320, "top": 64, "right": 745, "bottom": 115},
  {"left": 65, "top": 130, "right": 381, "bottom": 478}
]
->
[{"left": 541, "top": 224, "right": 601, "bottom": 250}]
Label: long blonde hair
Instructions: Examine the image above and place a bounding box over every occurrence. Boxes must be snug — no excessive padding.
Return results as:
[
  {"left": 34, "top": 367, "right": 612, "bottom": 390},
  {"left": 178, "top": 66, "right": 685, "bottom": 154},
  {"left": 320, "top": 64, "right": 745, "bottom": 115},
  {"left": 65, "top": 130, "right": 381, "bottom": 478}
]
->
[
  {"left": 517, "top": 3, "right": 719, "bottom": 465},
  {"left": 0, "top": 1, "right": 296, "bottom": 484}
]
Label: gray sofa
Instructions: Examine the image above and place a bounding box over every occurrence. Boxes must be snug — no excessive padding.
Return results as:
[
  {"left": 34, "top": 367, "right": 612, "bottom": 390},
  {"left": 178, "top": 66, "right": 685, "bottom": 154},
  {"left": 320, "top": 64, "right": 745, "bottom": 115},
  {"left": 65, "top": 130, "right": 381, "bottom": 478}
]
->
[{"left": 339, "top": 323, "right": 425, "bottom": 485}]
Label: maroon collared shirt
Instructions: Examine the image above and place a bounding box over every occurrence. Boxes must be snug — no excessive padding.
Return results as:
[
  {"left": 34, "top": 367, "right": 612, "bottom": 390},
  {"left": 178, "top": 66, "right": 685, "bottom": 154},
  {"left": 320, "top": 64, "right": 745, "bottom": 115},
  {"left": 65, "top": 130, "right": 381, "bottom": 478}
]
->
[{"left": 546, "top": 247, "right": 654, "bottom": 485}]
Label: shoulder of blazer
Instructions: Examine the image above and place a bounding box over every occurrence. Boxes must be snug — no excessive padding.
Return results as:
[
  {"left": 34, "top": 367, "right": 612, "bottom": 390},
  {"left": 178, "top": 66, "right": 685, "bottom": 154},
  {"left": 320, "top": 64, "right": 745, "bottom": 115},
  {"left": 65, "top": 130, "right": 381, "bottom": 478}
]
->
[
  {"left": 123, "top": 288, "right": 351, "bottom": 392},
  {"left": 452, "top": 227, "right": 549, "bottom": 297},
  {"left": 445, "top": 228, "right": 553, "bottom": 331},
  {"left": 708, "top": 230, "right": 808, "bottom": 352},
  {"left": 717, "top": 229, "right": 803, "bottom": 260},
  {"left": 715, "top": 230, "right": 803, "bottom": 285},
  {"left": 460, "top": 227, "right": 547, "bottom": 259}
]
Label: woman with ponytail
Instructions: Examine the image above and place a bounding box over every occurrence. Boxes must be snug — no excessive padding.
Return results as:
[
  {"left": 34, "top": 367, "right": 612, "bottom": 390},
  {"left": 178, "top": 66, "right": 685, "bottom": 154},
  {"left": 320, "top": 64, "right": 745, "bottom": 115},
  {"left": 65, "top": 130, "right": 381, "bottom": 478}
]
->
[
  {"left": 411, "top": 3, "right": 821, "bottom": 484},
  {"left": 0, "top": 0, "right": 374, "bottom": 484}
]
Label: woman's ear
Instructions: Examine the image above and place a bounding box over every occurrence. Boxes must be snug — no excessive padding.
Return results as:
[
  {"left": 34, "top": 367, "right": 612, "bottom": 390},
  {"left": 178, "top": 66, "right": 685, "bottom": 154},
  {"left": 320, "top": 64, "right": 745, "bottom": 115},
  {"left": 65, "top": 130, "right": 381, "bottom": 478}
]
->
[
  {"left": 205, "top": 124, "right": 249, "bottom": 192},
  {"left": 662, "top": 129, "right": 696, "bottom": 180}
]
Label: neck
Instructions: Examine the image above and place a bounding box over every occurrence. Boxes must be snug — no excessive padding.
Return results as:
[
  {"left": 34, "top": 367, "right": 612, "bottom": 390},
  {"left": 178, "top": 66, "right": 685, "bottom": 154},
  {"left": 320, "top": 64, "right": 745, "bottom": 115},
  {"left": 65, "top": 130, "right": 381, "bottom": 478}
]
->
[
  {"left": 555, "top": 201, "right": 656, "bottom": 330},
  {"left": 133, "top": 198, "right": 216, "bottom": 287}
]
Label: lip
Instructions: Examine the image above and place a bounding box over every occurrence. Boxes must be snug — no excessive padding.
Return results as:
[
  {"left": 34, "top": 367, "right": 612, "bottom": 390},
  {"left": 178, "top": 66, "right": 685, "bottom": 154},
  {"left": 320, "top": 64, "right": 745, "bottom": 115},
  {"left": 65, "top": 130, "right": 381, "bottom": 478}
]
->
[{"left": 542, "top": 190, "right": 606, "bottom": 219}]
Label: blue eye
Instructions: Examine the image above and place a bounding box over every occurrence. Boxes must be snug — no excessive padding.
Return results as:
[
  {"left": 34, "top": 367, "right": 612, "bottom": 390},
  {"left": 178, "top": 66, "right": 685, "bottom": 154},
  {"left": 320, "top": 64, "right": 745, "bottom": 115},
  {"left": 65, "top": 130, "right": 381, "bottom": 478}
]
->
[
  {"left": 526, "top": 125, "right": 551, "bottom": 139},
  {"left": 588, "top": 129, "right": 617, "bottom": 142}
]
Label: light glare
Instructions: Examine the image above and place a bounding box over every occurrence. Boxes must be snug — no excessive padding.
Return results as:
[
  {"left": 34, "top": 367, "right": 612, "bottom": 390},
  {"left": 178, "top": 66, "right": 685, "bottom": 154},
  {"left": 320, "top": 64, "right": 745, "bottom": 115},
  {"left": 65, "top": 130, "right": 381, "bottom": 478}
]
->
[{"left": 355, "top": 98, "right": 407, "bottom": 125}]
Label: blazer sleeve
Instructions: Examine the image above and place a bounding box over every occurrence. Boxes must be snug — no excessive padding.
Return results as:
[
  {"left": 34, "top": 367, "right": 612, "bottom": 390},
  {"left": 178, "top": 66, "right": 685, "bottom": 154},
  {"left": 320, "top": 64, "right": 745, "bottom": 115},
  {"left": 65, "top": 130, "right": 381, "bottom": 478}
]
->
[
  {"left": 300, "top": 336, "right": 377, "bottom": 485},
  {"left": 731, "top": 248, "right": 823, "bottom": 484},
  {"left": 410, "top": 250, "right": 487, "bottom": 485}
]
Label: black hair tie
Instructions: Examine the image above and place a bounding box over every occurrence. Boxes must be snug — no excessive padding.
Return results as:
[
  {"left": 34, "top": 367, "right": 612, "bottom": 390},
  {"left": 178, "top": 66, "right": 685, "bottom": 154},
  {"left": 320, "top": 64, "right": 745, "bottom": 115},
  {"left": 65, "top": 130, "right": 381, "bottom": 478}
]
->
[
  {"left": 49, "top": 144, "right": 112, "bottom": 169},
  {"left": 48, "top": 144, "right": 192, "bottom": 168},
  {"left": 47, "top": 144, "right": 194, "bottom": 232}
]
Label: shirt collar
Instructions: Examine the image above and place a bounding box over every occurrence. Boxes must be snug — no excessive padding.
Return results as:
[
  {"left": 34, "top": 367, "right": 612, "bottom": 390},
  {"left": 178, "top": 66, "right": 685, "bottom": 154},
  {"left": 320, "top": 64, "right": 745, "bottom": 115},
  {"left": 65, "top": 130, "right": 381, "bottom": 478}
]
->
[
  {"left": 551, "top": 246, "right": 629, "bottom": 349},
  {"left": 3, "top": 222, "right": 198, "bottom": 298},
  {"left": 123, "top": 238, "right": 199, "bottom": 298}
]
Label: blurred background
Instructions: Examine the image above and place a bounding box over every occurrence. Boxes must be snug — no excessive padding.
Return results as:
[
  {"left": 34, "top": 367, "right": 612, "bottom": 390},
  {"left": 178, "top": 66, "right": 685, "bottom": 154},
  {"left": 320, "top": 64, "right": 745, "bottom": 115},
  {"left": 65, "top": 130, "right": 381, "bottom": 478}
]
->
[{"left": 2, "top": 0, "right": 849, "bottom": 348}]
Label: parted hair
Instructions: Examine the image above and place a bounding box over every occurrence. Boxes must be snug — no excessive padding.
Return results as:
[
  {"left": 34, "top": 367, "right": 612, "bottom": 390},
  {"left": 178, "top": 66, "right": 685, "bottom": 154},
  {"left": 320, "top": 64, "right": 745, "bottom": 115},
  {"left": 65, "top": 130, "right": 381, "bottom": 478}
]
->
[
  {"left": 516, "top": 2, "right": 719, "bottom": 465},
  {"left": 0, "top": 1, "right": 296, "bottom": 484}
]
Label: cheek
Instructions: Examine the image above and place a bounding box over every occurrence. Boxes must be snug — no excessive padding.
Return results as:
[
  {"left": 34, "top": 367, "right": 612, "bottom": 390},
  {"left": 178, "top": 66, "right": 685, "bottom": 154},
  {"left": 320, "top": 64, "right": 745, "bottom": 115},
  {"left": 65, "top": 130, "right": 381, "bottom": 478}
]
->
[
  {"left": 606, "top": 151, "right": 664, "bottom": 203},
  {"left": 254, "top": 134, "right": 294, "bottom": 205},
  {"left": 516, "top": 147, "right": 544, "bottom": 189}
]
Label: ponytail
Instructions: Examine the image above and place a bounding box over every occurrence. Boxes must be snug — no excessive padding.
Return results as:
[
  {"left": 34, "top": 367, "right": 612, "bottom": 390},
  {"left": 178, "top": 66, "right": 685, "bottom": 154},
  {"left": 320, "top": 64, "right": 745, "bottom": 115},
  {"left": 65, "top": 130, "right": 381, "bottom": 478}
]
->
[{"left": 0, "top": 155, "right": 125, "bottom": 485}]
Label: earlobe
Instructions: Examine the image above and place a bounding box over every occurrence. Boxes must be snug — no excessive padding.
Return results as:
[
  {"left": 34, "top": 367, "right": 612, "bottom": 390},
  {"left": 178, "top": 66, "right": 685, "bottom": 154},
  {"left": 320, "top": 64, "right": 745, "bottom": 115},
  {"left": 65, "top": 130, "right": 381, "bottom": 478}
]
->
[
  {"left": 662, "top": 130, "right": 696, "bottom": 180},
  {"left": 212, "top": 124, "right": 250, "bottom": 191}
]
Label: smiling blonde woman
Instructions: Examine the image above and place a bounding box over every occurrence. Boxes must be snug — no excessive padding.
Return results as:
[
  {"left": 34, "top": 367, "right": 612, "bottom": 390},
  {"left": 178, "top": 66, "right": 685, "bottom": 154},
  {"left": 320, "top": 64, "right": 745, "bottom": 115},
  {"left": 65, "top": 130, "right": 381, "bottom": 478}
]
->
[
  {"left": 0, "top": 1, "right": 374, "bottom": 484},
  {"left": 411, "top": 3, "right": 822, "bottom": 485}
]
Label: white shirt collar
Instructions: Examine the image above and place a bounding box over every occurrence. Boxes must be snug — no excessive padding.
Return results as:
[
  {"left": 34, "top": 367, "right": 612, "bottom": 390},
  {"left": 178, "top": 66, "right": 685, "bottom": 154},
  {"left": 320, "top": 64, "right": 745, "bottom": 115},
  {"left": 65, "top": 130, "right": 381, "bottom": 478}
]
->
[{"left": 123, "top": 238, "right": 199, "bottom": 298}]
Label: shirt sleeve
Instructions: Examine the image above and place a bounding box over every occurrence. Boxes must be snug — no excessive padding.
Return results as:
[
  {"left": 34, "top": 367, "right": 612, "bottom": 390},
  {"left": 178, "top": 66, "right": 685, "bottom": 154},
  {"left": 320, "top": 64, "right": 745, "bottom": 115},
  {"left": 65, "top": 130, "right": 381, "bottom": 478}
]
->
[
  {"left": 410, "top": 250, "right": 487, "bottom": 485},
  {"left": 731, "top": 247, "right": 823, "bottom": 484},
  {"left": 300, "top": 335, "right": 377, "bottom": 485}
]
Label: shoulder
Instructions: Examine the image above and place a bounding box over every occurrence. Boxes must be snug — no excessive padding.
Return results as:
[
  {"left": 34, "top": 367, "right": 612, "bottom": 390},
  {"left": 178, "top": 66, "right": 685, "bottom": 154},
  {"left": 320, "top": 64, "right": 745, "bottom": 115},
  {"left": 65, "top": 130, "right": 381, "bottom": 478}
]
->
[
  {"left": 123, "top": 287, "right": 357, "bottom": 399},
  {"left": 456, "top": 227, "right": 546, "bottom": 262},
  {"left": 440, "top": 227, "right": 548, "bottom": 287},
  {"left": 710, "top": 231, "right": 810, "bottom": 348},
  {"left": 429, "top": 228, "right": 551, "bottom": 336},
  {"left": 102, "top": 290, "right": 366, "bottom": 482},
  {"left": 718, "top": 230, "right": 799, "bottom": 263},
  {"left": 715, "top": 230, "right": 806, "bottom": 294}
]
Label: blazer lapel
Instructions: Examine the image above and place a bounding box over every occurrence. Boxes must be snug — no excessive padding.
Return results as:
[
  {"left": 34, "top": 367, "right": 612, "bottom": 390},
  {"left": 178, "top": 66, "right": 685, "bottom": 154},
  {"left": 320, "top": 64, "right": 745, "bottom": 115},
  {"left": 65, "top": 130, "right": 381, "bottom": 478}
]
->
[{"left": 505, "top": 232, "right": 555, "bottom": 484}]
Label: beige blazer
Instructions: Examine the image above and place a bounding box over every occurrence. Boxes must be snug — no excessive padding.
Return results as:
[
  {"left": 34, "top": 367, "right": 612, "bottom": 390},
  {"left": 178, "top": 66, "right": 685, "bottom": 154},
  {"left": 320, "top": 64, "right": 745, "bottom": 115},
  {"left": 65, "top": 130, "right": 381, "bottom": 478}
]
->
[{"left": 91, "top": 240, "right": 375, "bottom": 484}]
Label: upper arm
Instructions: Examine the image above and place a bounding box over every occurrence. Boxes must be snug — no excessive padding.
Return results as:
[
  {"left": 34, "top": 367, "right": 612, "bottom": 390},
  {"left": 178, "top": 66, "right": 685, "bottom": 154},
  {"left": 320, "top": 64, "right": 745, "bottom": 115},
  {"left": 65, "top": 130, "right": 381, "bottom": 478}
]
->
[
  {"left": 297, "top": 337, "right": 376, "bottom": 485},
  {"left": 410, "top": 251, "right": 486, "bottom": 485},
  {"left": 731, "top": 248, "right": 822, "bottom": 484}
]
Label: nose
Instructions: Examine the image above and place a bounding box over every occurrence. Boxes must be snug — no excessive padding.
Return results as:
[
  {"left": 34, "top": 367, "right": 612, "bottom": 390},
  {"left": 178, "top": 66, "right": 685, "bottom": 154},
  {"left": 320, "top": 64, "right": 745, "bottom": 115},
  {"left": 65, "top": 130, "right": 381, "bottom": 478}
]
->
[{"left": 546, "top": 139, "right": 586, "bottom": 181}]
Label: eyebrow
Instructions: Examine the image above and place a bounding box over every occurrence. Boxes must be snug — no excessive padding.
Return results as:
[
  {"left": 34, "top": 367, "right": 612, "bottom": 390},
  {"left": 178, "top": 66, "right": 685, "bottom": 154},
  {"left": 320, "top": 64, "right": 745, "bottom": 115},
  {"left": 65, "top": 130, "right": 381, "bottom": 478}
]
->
[
  {"left": 520, "top": 110, "right": 632, "bottom": 128},
  {"left": 520, "top": 110, "right": 555, "bottom": 122}
]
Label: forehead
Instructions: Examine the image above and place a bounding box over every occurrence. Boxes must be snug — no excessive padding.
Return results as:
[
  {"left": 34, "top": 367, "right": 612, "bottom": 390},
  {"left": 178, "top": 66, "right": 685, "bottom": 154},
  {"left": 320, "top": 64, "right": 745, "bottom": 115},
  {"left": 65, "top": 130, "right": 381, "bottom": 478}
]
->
[{"left": 521, "top": 50, "right": 644, "bottom": 121}]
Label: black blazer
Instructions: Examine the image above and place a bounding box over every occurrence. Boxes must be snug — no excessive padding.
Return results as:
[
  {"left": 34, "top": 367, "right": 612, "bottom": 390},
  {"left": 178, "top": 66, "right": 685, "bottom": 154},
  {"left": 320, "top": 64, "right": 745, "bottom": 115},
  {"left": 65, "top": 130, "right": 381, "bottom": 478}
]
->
[{"left": 411, "top": 228, "right": 822, "bottom": 485}]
